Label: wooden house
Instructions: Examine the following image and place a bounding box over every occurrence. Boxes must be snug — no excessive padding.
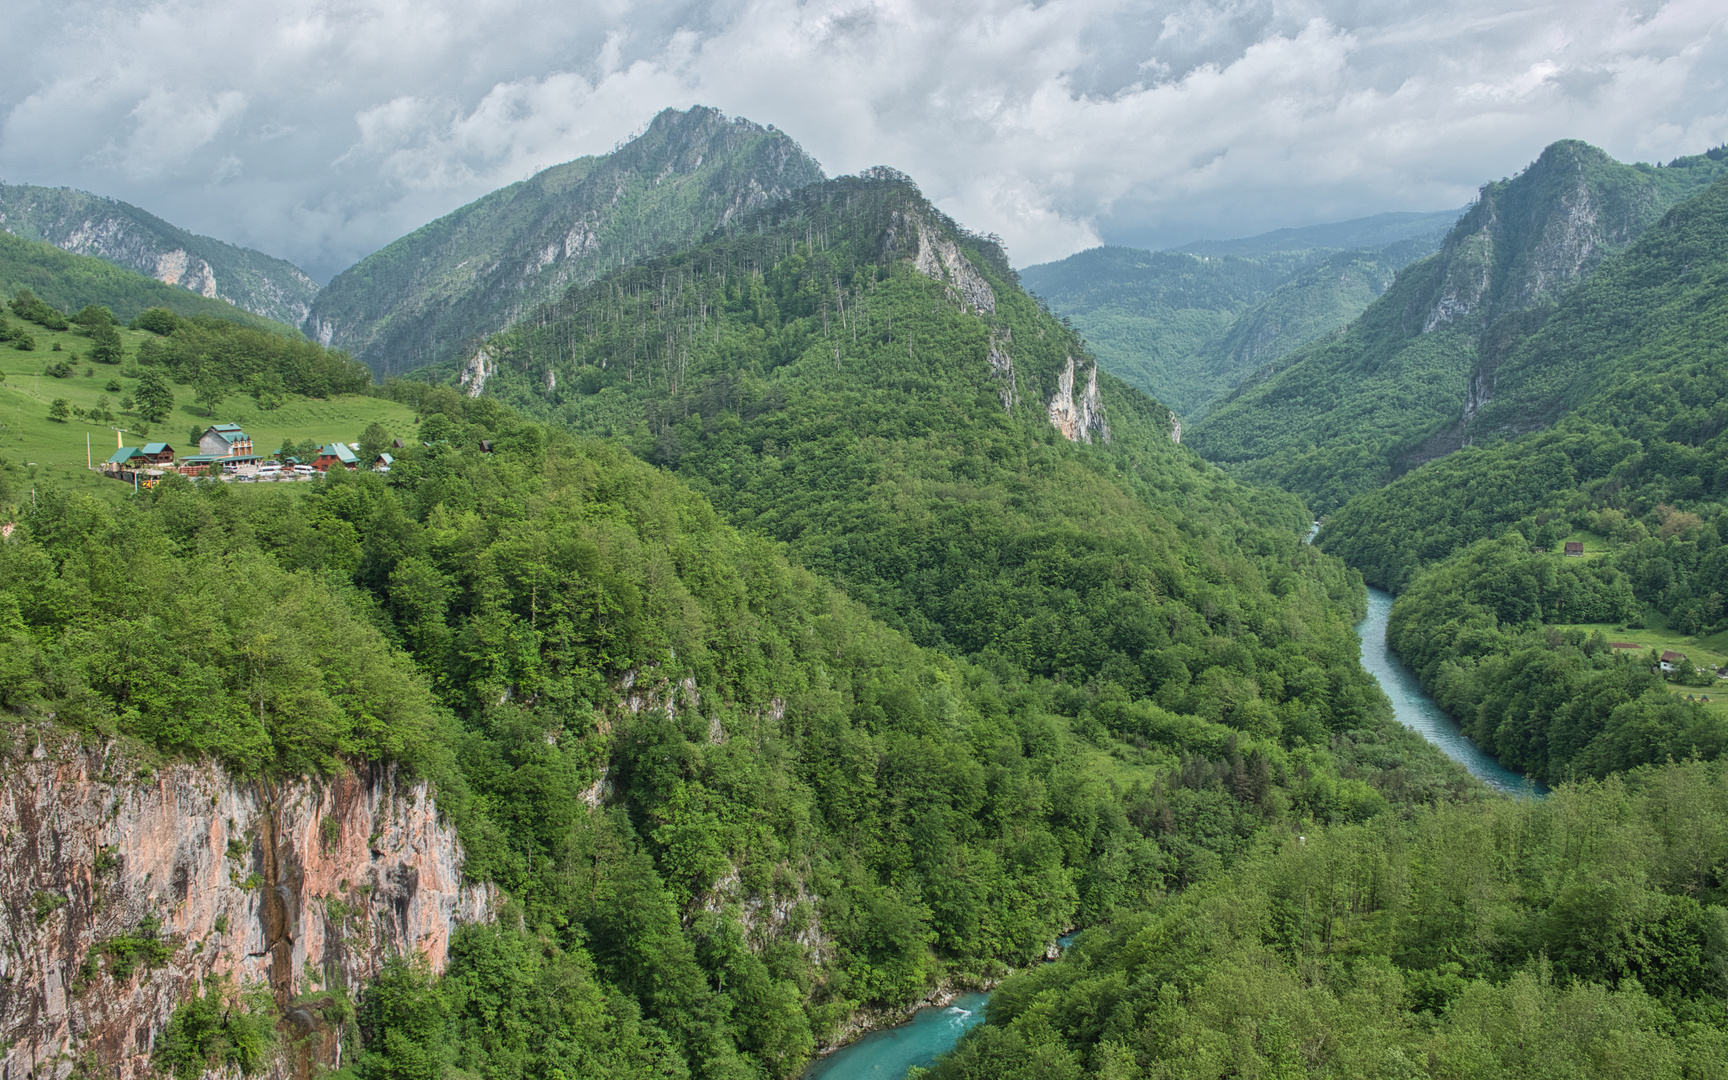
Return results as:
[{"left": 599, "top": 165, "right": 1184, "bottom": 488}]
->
[
  {"left": 1564, "top": 542, "right": 1584, "bottom": 557},
  {"left": 198, "top": 423, "right": 254, "bottom": 458},
  {"left": 312, "top": 442, "right": 359, "bottom": 472}
]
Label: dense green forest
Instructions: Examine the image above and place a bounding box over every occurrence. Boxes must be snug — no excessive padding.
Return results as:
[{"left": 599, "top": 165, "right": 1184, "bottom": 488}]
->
[
  {"left": 929, "top": 758, "right": 1728, "bottom": 1080},
  {"left": 0, "top": 374, "right": 1471, "bottom": 1078},
  {"left": 128, "top": 305, "right": 372, "bottom": 402},
  {"left": 1379, "top": 535, "right": 1728, "bottom": 786},
  {"left": 1190, "top": 142, "right": 1728, "bottom": 513},
  {"left": 447, "top": 172, "right": 1403, "bottom": 719}
]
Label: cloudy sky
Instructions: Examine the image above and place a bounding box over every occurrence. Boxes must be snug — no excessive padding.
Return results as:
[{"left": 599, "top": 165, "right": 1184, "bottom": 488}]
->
[{"left": 4, "top": 0, "right": 1726, "bottom": 281}]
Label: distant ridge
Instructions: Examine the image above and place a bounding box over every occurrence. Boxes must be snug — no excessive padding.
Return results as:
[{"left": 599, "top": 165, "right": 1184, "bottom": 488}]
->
[
  {"left": 1020, "top": 208, "right": 1458, "bottom": 414},
  {"left": 1170, "top": 208, "right": 1465, "bottom": 259},
  {"left": 0, "top": 183, "right": 320, "bottom": 327}
]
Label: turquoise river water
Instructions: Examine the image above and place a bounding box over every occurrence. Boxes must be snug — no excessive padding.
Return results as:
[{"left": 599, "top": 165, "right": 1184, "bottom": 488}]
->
[
  {"left": 802, "top": 581, "right": 1542, "bottom": 1080},
  {"left": 1358, "top": 587, "right": 1545, "bottom": 796}
]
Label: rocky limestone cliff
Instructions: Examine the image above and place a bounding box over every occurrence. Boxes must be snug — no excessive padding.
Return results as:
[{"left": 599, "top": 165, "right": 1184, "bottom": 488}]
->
[
  {"left": 1409, "top": 141, "right": 1670, "bottom": 338},
  {"left": 1046, "top": 356, "right": 1109, "bottom": 444},
  {"left": 458, "top": 345, "right": 498, "bottom": 398},
  {"left": 902, "top": 211, "right": 997, "bottom": 314},
  {"left": 986, "top": 335, "right": 1018, "bottom": 411},
  {"left": 0, "top": 736, "right": 492, "bottom": 1080}
]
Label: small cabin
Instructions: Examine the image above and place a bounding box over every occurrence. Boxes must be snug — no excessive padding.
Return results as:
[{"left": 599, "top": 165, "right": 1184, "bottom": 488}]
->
[
  {"left": 1564, "top": 541, "right": 1585, "bottom": 557},
  {"left": 374, "top": 451, "right": 394, "bottom": 471},
  {"left": 1661, "top": 650, "right": 1688, "bottom": 673}
]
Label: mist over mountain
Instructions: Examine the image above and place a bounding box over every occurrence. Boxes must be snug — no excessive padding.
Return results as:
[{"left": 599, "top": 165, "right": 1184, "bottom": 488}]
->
[{"left": 305, "top": 106, "right": 825, "bottom": 378}]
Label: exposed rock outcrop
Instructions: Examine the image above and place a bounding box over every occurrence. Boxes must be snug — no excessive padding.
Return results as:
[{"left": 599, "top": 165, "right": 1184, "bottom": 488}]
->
[
  {"left": 458, "top": 345, "right": 498, "bottom": 398},
  {"left": 0, "top": 737, "right": 492, "bottom": 1080},
  {"left": 1411, "top": 141, "right": 1662, "bottom": 337},
  {"left": 1046, "top": 356, "right": 1109, "bottom": 444},
  {"left": 902, "top": 212, "right": 996, "bottom": 314}
]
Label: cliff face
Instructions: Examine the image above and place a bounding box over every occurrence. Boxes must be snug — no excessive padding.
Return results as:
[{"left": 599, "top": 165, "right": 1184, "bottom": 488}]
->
[
  {"left": 0, "top": 184, "right": 321, "bottom": 328},
  {"left": 0, "top": 737, "right": 492, "bottom": 1080},
  {"left": 1045, "top": 356, "right": 1109, "bottom": 444}
]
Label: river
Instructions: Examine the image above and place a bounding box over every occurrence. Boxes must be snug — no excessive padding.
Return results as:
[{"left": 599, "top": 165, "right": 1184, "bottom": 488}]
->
[
  {"left": 802, "top": 580, "right": 1538, "bottom": 1079},
  {"left": 1358, "top": 587, "right": 1544, "bottom": 795},
  {"left": 803, "top": 933, "right": 1079, "bottom": 1080}
]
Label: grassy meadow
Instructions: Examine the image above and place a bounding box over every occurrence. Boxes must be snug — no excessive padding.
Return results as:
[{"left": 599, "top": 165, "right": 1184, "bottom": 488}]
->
[{"left": 0, "top": 322, "right": 414, "bottom": 506}]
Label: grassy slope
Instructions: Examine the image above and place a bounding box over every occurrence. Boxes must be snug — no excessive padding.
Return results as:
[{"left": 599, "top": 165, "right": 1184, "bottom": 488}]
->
[{"left": 0, "top": 324, "right": 414, "bottom": 506}]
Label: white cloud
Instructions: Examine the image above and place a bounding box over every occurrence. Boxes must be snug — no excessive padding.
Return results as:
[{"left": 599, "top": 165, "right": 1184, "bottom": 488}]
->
[{"left": 2, "top": 0, "right": 1725, "bottom": 280}]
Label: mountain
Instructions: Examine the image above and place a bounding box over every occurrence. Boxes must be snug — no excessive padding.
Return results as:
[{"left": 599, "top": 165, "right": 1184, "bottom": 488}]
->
[
  {"left": 1, "top": 157, "right": 1481, "bottom": 1080},
  {"left": 1182, "top": 241, "right": 1440, "bottom": 415},
  {"left": 1188, "top": 140, "right": 1728, "bottom": 511},
  {"left": 1019, "top": 213, "right": 1454, "bottom": 415},
  {"left": 1321, "top": 166, "right": 1728, "bottom": 591},
  {"left": 306, "top": 106, "right": 826, "bottom": 378},
  {"left": 0, "top": 228, "right": 297, "bottom": 331},
  {"left": 0, "top": 182, "right": 320, "bottom": 327}
]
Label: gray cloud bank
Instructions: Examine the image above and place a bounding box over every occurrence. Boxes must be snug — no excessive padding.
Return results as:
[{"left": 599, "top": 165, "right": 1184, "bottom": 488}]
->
[{"left": 3, "top": 0, "right": 1725, "bottom": 281}]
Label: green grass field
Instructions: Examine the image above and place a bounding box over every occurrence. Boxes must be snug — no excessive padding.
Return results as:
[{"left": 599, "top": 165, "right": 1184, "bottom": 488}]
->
[
  {"left": 1551, "top": 616, "right": 1728, "bottom": 713},
  {"left": 1553, "top": 529, "right": 1612, "bottom": 558},
  {"left": 0, "top": 322, "right": 415, "bottom": 506}
]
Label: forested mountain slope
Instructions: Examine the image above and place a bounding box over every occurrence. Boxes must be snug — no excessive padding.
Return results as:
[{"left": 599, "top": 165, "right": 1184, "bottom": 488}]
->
[
  {"left": 1019, "top": 211, "right": 1451, "bottom": 416},
  {"left": 1017, "top": 247, "right": 1297, "bottom": 413},
  {"left": 0, "top": 379, "right": 1470, "bottom": 1078},
  {"left": 1190, "top": 141, "right": 1728, "bottom": 511},
  {"left": 1322, "top": 170, "right": 1728, "bottom": 593},
  {"left": 0, "top": 182, "right": 320, "bottom": 326},
  {"left": 306, "top": 106, "right": 824, "bottom": 378},
  {"left": 1187, "top": 242, "right": 1434, "bottom": 410},
  {"left": 446, "top": 170, "right": 1414, "bottom": 720}
]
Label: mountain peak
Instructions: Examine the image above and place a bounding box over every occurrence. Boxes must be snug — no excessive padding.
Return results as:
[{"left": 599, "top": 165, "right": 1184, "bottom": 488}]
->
[{"left": 306, "top": 106, "right": 825, "bottom": 376}]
